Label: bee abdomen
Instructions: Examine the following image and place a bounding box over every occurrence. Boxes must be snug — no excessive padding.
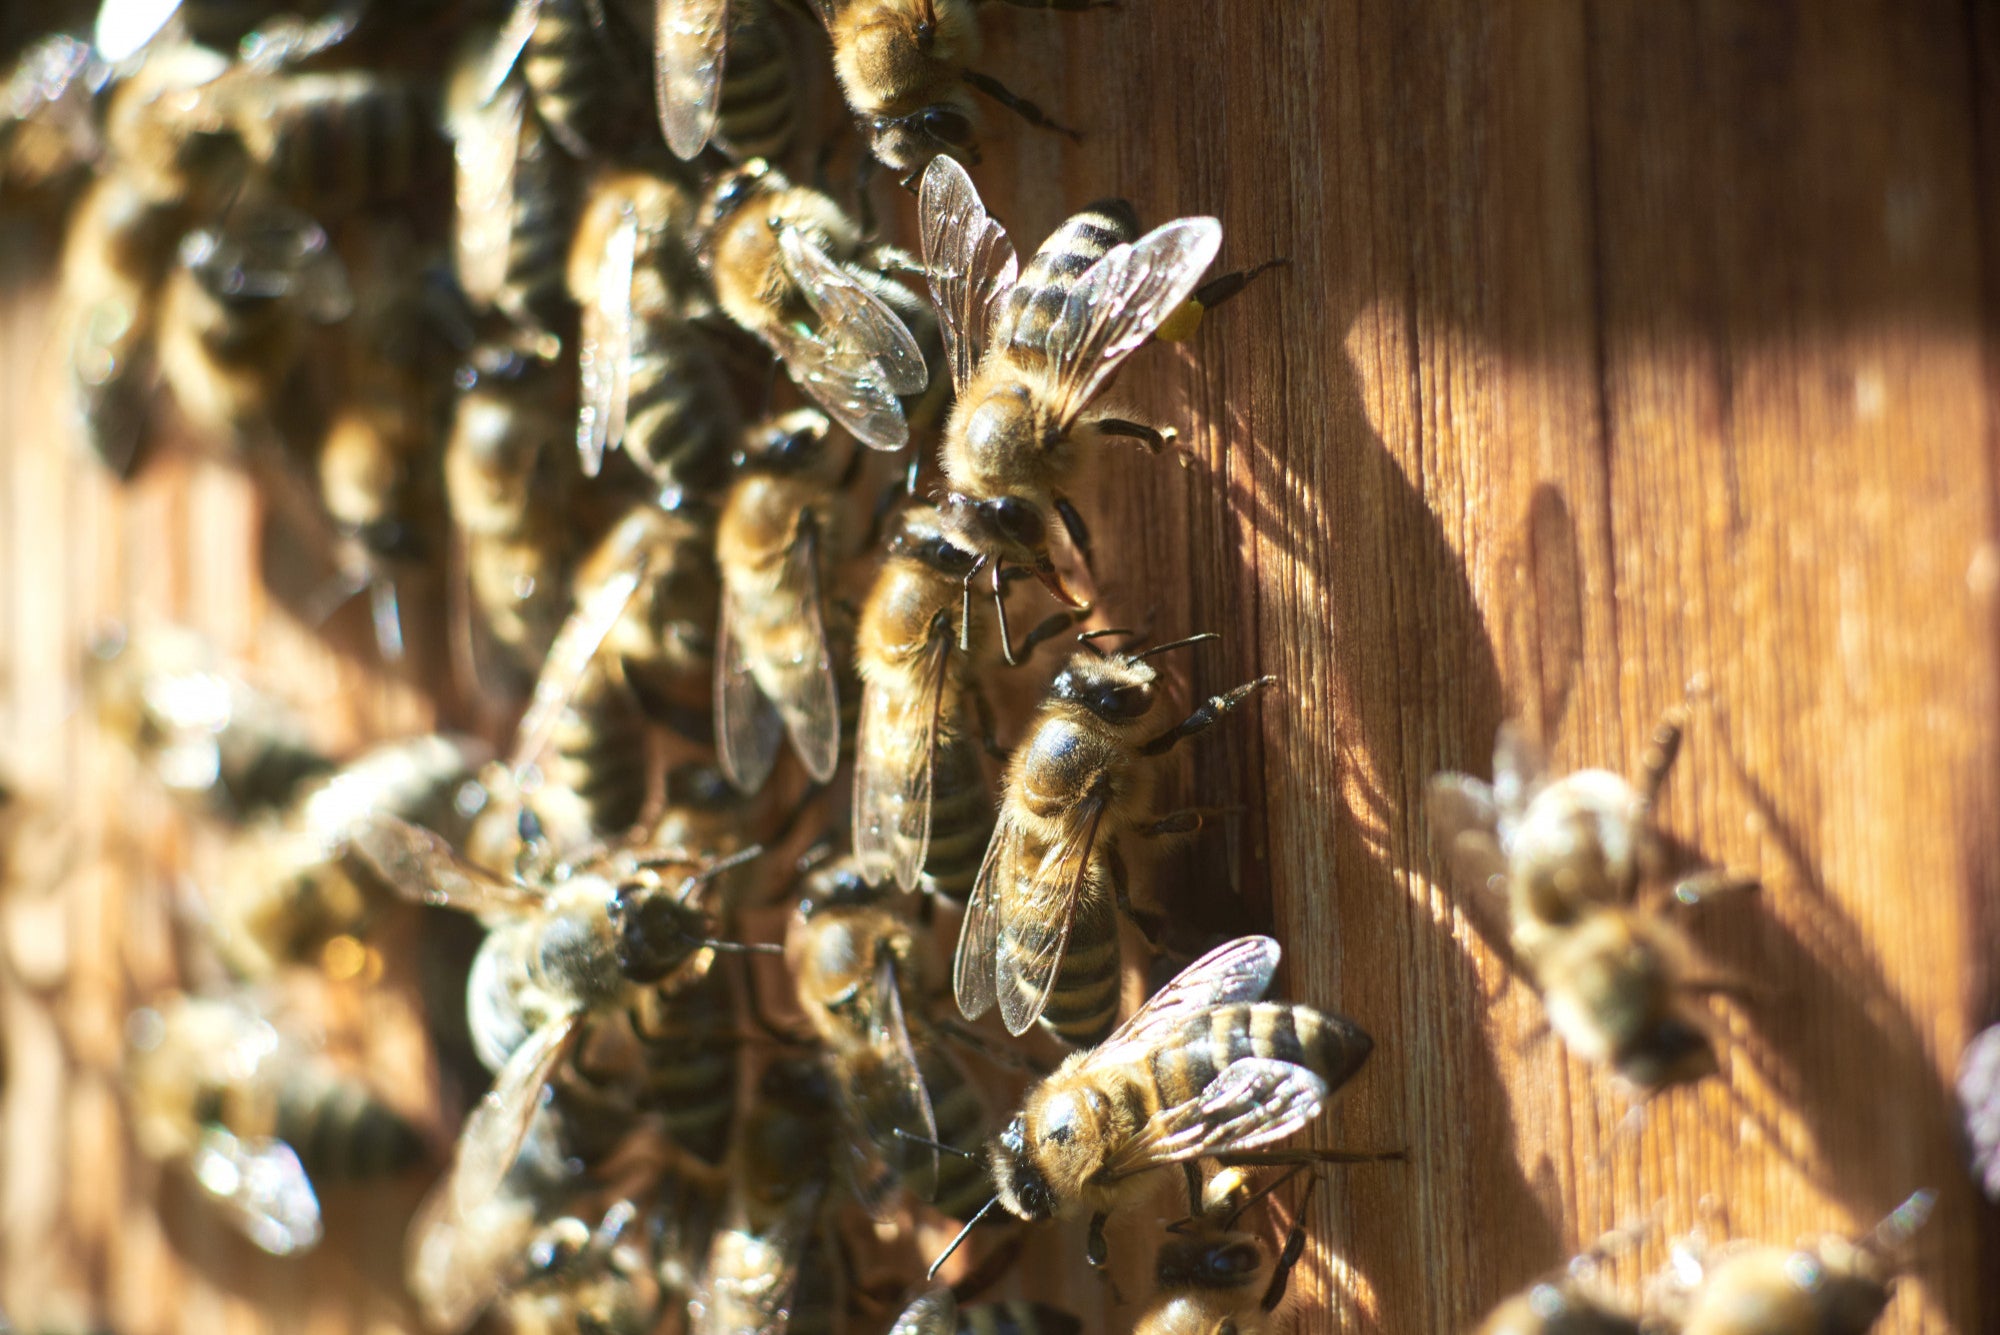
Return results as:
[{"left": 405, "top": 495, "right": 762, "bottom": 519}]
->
[
  {"left": 922, "top": 1048, "right": 991, "bottom": 1218},
  {"left": 543, "top": 659, "right": 653, "bottom": 836},
  {"left": 961, "top": 1302, "right": 1083, "bottom": 1335},
  {"left": 714, "top": 5, "right": 798, "bottom": 162},
  {"left": 920, "top": 731, "right": 991, "bottom": 903},
  {"left": 274, "top": 1076, "right": 425, "bottom": 1181},
  {"left": 624, "top": 318, "right": 739, "bottom": 496},
  {"left": 1015, "top": 877, "right": 1119, "bottom": 1047},
  {"left": 498, "top": 108, "right": 579, "bottom": 336},
  {"left": 1002, "top": 201, "right": 1139, "bottom": 359},
  {"left": 1156, "top": 1003, "right": 1374, "bottom": 1104},
  {"left": 523, "top": 0, "right": 650, "bottom": 159},
  {"left": 264, "top": 76, "right": 434, "bottom": 219}
]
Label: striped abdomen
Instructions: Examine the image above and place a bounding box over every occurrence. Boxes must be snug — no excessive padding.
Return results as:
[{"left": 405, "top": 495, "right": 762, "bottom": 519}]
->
[
  {"left": 714, "top": 0, "right": 798, "bottom": 162},
  {"left": 628, "top": 971, "right": 739, "bottom": 1164},
  {"left": 920, "top": 724, "right": 991, "bottom": 903},
  {"left": 624, "top": 314, "right": 738, "bottom": 496},
  {"left": 919, "top": 1043, "right": 990, "bottom": 1219},
  {"left": 498, "top": 106, "right": 579, "bottom": 337},
  {"left": 1000, "top": 855, "right": 1121, "bottom": 1047},
  {"left": 1145, "top": 1003, "right": 1375, "bottom": 1113},
  {"left": 999, "top": 201, "right": 1139, "bottom": 368},
  {"left": 961, "top": 1302, "right": 1084, "bottom": 1335},
  {"left": 239, "top": 1067, "right": 425, "bottom": 1181},
  {"left": 261, "top": 75, "right": 435, "bottom": 219},
  {"left": 523, "top": 0, "right": 650, "bottom": 158},
  {"left": 541, "top": 657, "right": 653, "bottom": 838}
]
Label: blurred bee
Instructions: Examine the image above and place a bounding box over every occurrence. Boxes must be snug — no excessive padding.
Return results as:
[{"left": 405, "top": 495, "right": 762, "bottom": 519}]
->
[
  {"left": 1132, "top": 1165, "right": 1316, "bottom": 1335},
  {"left": 568, "top": 168, "right": 739, "bottom": 499},
  {"left": 935, "top": 936, "right": 1381, "bottom": 1275},
  {"left": 1652, "top": 1192, "right": 1934, "bottom": 1335},
  {"left": 917, "top": 155, "right": 1226, "bottom": 608},
  {"left": 124, "top": 990, "right": 428, "bottom": 1255},
  {"left": 693, "top": 1057, "right": 843, "bottom": 1335},
  {"left": 1474, "top": 1242, "right": 1644, "bottom": 1335},
  {"left": 57, "top": 171, "right": 175, "bottom": 475},
  {"left": 210, "top": 733, "right": 492, "bottom": 979},
  {"left": 699, "top": 158, "right": 930, "bottom": 450},
  {"left": 891, "top": 1285, "right": 1081, "bottom": 1335},
  {"left": 448, "top": 43, "right": 581, "bottom": 348},
  {"left": 1959, "top": 1021, "right": 2000, "bottom": 1204},
  {"left": 83, "top": 622, "right": 336, "bottom": 819},
  {"left": 156, "top": 197, "right": 353, "bottom": 451},
  {"left": 954, "top": 634, "right": 1271, "bottom": 1045},
  {"left": 215, "top": 71, "right": 441, "bottom": 222},
  {"left": 786, "top": 858, "right": 990, "bottom": 1220},
  {"left": 714, "top": 410, "right": 855, "bottom": 793},
  {"left": 1426, "top": 712, "right": 1757, "bottom": 1095},
  {"left": 445, "top": 342, "right": 577, "bottom": 693},
  {"left": 1, "top": 33, "right": 102, "bottom": 204},
  {"left": 483, "top": 0, "right": 658, "bottom": 161},
  {"left": 499, "top": 1202, "right": 663, "bottom": 1335},
  {"left": 652, "top": 0, "right": 802, "bottom": 162}
]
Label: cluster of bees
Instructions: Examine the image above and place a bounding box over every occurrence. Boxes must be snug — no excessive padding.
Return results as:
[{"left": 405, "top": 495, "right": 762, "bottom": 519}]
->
[{"left": 0, "top": 1, "right": 1950, "bottom": 1333}]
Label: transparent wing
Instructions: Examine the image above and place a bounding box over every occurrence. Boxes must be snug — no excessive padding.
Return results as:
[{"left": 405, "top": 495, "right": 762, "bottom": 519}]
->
[
  {"left": 191, "top": 1127, "right": 323, "bottom": 1256},
  {"left": 850, "top": 621, "right": 954, "bottom": 891},
  {"left": 348, "top": 813, "right": 542, "bottom": 914},
  {"left": 714, "top": 578, "right": 784, "bottom": 794},
  {"left": 655, "top": 0, "right": 729, "bottom": 159},
  {"left": 1092, "top": 934, "right": 1280, "bottom": 1064},
  {"left": 778, "top": 228, "right": 928, "bottom": 397},
  {"left": 1491, "top": 721, "right": 1548, "bottom": 813},
  {"left": 577, "top": 211, "right": 638, "bottom": 476},
  {"left": 1041, "top": 217, "right": 1223, "bottom": 431},
  {"left": 407, "top": 1167, "right": 540, "bottom": 1335},
  {"left": 917, "top": 156, "right": 1017, "bottom": 396},
  {"left": 766, "top": 320, "right": 911, "bottom": 452},
  {"left": 889, "top": 1285, "right": 959, "bottom": 1335},
  {"left": 451, "top": 80, "right": 523, "bottom": 309},
  {"left": 511, "top": 550, "right": 651, "bottom": 773},
  {"left": 995, "top": 782, "right": 1110, "bottom": 1037},
  {"left": 765, "top": 513, "right": 841, "bottom": 782},
  {"left": 1424, "top": 774, "right": 1507, "bottom": 898},
  {"left": 449, "top": 1012, "right": 585, "bottom": 1219},
  {"left": 479, "top": 0, "right": 543, "bottom": 105},
  {"left": 867, "top": 952, "right": 939, "bottom": 1200},
  {"left": 952, "top": 816, "right": 1016, "bottom": 1022},
  {"left": 1103, "top": 1058, "right": 1329, "bottom": 1180}
]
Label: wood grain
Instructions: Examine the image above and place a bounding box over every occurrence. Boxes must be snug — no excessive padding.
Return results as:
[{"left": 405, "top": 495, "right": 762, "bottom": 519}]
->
[{"left": 4, "top": 0, "right": 1998, "bottom": 1331}]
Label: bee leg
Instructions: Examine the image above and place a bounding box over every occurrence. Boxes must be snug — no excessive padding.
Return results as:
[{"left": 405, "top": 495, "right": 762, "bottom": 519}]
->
[
  {"left": 1085, "top": 1211, "right": 1112, "bottom": 1268},
  {"left": 1141, "top": 804, "right": 1243, "bottom": 839},
  {"left": 1666, "top": 867, "right": 1761, "bottom": 908},
  {"left": 1182, "top": 1161, "right": 1204, "bottom": 1215},
  {"left": 934, "top": 1016, "right": 1052, "bottom": 1074},
  {"left": 1140, "top": 676, "right": 1276, "bottom": 756},
  {"left": 1095, "top": 417, "right": 1176, "bottom": 454},
  {"left": 1635, "top": 703, "right": 1691, "bottom": 807},
  {"left": 969, "top": 683, "right": 1008, "bottom": 761},
  {"left": 1158, "top": 259, "right": 1290, "bottom": 343},
  {"left": 1000, "top": 609, "right": 1083, "bottom": 671},
  {"left": 962, "top": 69, "right": 1083, "bottom": 140},
  {"left": 1258, "top": 1184, "right": 1315, "bottom": 1312}
]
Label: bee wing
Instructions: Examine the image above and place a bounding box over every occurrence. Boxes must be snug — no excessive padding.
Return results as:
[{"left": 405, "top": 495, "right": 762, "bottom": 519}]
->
[
  {"left": 407, "top": 1168, "right": 540, "bottom": 1335},
  {"left": 190, "top": 1127, "right": 324, "bottom": 1256},
  {"left": 480, "top": 0, "right": 544, "bottom": 103},
  {"left": 655, "top": 0, "right": 729, "bottom": 159},
  {"left": 450, "top": 1012, "right": 586, "bottom": 1219},
  {"left": 890, "top": 1285, "right": 959, "bottom": 1335},
  {"left": 765, "top": 318, "right": 911, "bottom": 452},
  {"left": 952, "top": 813, "right": 1018, "bottom": 1022},
  {"left": 451, "top": 80, "right": 523, "bottom": 309},
  {"left": 851, "top": 620, "right": 954, "bottom": 891},
  {"left": 349, "top": 813, "right": 543, "bottom": 914},
  {"left": 918, "top": 156, "right": 1018, "bottom": 397},
  {"left": 1424, "top": 773, "right": 1507, "bottom": 897},
  {"left": 577, "top": 211, "right": 638, "bottom": 476},
  {"left": 1104, "top": 1058, "right": 1329, "bottom": 1179},
  {"left": 713, "top": 577, "right": 784, "bottom": 794},
  {"left": 1092, "top": 934, "right": 1280, "bottom": 1064},
  {"left": 511, "top": 551, "right": 652, "bottom": 773},
  {"left": 759, "top": 513, "right": 841, "bottom": 782},
  {"left": 778, "top": 227, "right": 929, "bottom": 398},
  {"left": 867, "top": 952, "right": 940, "bottom": 1200},
  {"left": 995, "top": 781, "right": 1112, "bottom": 1037},
  {"left": 1040, "top": 218, "right": 1223, "bottom": 432}
]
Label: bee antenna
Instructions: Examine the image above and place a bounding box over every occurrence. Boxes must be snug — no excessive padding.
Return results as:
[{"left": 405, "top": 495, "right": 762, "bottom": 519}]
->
[
  {"left": 892, "top": 1128, "right": 978, "bottom": 1159},
  {"left": 1077, "top": 627, "right": 1135, "bottom": 642},
  {"left": 694, "top": 938, "right": 785, "bottom": 955},
  {"left": 1868, "top": 1190, "right": 1936, "bottom": 1253},
  {"left": 1134, "top": 632, "right": 1220, "bottom": 661},
  {"left": 678, "top": 844, "right": 764, "bottom": 902},
  {"left": 927, "top": 1197, "right": 999, "bottom": 1281}
]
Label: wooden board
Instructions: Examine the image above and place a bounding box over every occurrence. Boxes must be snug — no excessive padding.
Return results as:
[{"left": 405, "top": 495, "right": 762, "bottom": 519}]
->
[{"left": 3, "top": 0, "right": 1997, "bottom": 1331}]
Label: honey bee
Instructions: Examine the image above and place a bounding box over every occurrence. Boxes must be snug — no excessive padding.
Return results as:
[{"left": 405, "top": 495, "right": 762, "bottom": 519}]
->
[
  {"left": 954, "top": 635, "right": 1271, "bottom": 1045},
  {"left": 214, "top": 71, "right": 441, "bottom": 222},
  {"left": 699, "top": 158, "right": 930, "bottom": 451},
  {"left": 568, "top": 168, "right": 739, "bottom": 498},
  {"left": 714, "top": 410, "right": 854, "bottom": 793},
  {"left": 210, "top": 733, "right": 493, "bottom": 979},
  {"left": 786, "top": 858, "right": 990, "bottom": 1218},
  {"left": 82, "top": 622, "right": 336, "bottom": 819},
  {"left": 1132, "top": 1165, "right": 1315, "bottom": 1335},
  {"left": 56, "top": 171, "right": 177, "bottom": 475},
  {"left": 1652, "top": 1192, "right": 1934, "bottom": 1335},
  {"left": 1426, "top": 712, "right": 1756, "bottom": 1095},
  {"left": 652, "top": 0, "right": 802, "bottom": 161},
  {"left": 444, "top": 342, "right": 577, "bottom": 691},
  {"left": 486, "top": 0, "right": 658, "bottom": 162},
  {"left": 890, "top": 1285, "right": 1081, "bottom": 1335},
  {"left": 1474, "top": 1258, "right": 1642, "bottom": 1335},
  {"left": 124, "top": 990, "right": 428, "bottom": 1255},
  {"left": 940, "top": 935, "right": 1380, "bottom": 1275},
  {"left": 693, "top": 1057, "right": 844, "bottom": 1335},
  {"left": 917, "top": 155, "right": 1226, "bottom": 608}
]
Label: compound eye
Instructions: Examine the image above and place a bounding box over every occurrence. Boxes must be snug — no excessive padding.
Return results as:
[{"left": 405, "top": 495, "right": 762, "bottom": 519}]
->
[
  {"left": 1093, "top": 684, "right": 1149, "bottom": 719},
  {"left": 983, "top": 496, "right": 1045, "bottom": 548},
  {"left": 1204, "top": 1243, "right": 1260, "bottom": 1281},
  {"left": 921, "top": 106, "right": 974, "bottom": 144}
]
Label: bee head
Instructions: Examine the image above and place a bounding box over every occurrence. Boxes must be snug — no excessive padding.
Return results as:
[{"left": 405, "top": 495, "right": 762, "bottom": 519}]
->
[
  {"left": 700, "top": 158, "right": 776, "bottom": 231},
  {"left": 1051, "top": 650, "right": 1159, "bottom": 725},
  {"left": 867, "top": 104, "right": 980, "bottom": 175},
  {"left": 1155, "top": 1234, "right": 1265, "bottom": 1292},
  {"left": 888, "top": 503, "right": 982, "bottom": 579},
  {"left": 607, "top": 884, "right": 710, "bottom": 984},
  {"left": 989, "top": 1115, "right": 1059, "bottom": 1221},
  {"left": 1616, "top": 1014, "right": 1717, "bottom": 1095},
  {"left": 738, "top": 408, "right": 833, "bottom": 474}
]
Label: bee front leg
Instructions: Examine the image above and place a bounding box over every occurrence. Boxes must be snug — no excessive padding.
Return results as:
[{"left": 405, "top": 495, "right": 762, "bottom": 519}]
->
[
  {"left": 1635, "top": 703, "right": 1690, "bottom": 808},
  {"left": 1667, "top": 867, "right": 1761, "bottom": 907},
  {"left": 1094, "top": 417, "right": 1176, "bottom": 454},
  {"left": 962, "top": 70, "right": 1083, "bottom": 140},
  {"left": 1140, "top": 677, "right": 1276, "bottom": 757}
]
